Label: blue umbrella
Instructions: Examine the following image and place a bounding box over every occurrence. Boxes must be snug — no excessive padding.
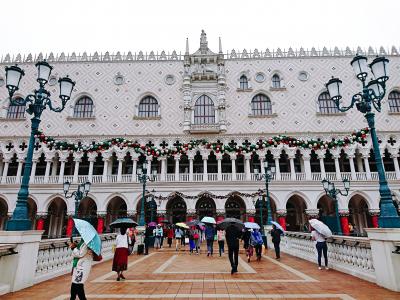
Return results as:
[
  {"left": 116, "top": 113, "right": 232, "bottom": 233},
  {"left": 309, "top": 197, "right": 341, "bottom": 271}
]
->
[
  {"left": 73, "top": 218, "right": 102, "bottom": 255},
  {"left": 244, "top": 222, "right": 260, "bottom": 230},
  {"left": 271, "top": 221, "right": 285, "bottom": 233}
]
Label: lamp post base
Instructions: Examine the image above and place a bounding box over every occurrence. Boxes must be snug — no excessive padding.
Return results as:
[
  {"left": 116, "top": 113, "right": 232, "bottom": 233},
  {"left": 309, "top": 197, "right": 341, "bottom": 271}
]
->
[
  {"left": 6, "top": 219, "right": 32, "bottom": 231},
  {"left": 378, "top": 216, "right": 400, "bottom": 228}
]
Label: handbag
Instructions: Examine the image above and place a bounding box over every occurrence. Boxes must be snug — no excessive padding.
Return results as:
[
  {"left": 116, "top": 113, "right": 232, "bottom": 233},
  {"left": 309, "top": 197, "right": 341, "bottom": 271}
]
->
[
  {"left": 193, "top": 233, "right": 199, "bottom": 240},
  {"left": 184, "top": 237, "right": 189, "bottom": 244},
  {"left": 93, "top": 253, "right": 103, "bottom": 261}
]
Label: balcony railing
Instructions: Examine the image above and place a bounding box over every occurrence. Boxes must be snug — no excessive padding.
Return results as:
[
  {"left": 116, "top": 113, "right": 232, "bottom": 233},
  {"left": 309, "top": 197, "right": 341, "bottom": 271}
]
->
[{"left": 0, "top": 171, "right": 398, "bottom": 185}]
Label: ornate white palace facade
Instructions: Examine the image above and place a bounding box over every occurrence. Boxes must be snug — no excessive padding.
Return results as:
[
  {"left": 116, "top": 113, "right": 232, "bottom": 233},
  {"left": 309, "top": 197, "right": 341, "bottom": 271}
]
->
[{"left": 0, "top": 31, "right": 400, "bottom": 238}]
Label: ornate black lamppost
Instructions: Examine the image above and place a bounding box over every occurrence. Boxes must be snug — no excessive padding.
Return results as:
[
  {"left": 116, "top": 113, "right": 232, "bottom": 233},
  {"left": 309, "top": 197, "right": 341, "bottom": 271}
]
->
[
  {"left": 321, "top": 178, "right": 350, "bottom": 235},
  {"left": 137, "top": 162, "right": 153, "bottom": 226},
  {"left": 63, "top": 181, "right": 91, "bottom": 218},
  {"left": 4, "top": 61, "right": 75, "bottom": 231},
  {"left": 325, "top": 55, "right": 400, "bottom": 228}
]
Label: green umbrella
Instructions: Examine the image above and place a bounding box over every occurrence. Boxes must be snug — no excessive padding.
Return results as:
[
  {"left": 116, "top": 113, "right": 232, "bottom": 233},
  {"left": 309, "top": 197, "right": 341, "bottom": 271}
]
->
[{"left": 73, "top": 218, "right": 102, "bottom": 255}]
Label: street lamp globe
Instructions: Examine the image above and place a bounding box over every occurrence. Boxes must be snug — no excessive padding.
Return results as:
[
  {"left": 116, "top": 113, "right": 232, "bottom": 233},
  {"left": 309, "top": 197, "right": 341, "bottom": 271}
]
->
[
  {"left": 5, "top": 65, "right": 25, "bottom": 94},
  {"left": 35, "top": 60, "right": 53, "bottom": 85},
  {"left": 328, "top": 182, "right": 335, "bottom": 192},
  {"left": 84, "top": 181, "right": 91, "bottom": 193},
  {"left": 326, "top": 77, "right": 343, "bottom": 101},
  {"left": 58, "top": 76, "right": 75, "bottom": 101},
  {"left": 350, "top": 55, "right": 369, "bottom": 81},
  {"left": 369, "top": 56, "right": 389, "bottom": 83},
  {"left": 142, "top": 162, "right": 148, "bottom": 173},
  {"left": 343, "top": 179, "right": 350, "bottom": 191},
  {"left": 263, "top": 161, "right": 269, "bottom": 169},
  {"left": 367, "top": 80, "right": 384, "bottom": 100},
  {"left": 322, "top": 179, "right": 329, "bottom": 191}
]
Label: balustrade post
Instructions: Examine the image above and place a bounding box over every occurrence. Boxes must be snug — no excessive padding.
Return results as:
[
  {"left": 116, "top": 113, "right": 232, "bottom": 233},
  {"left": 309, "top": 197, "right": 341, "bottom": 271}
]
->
[
  {"left": 339, "top": 210, "right": 350, "bottom": 235},
  {"left": 276, "top": 209, "right": 287, "bottom": 230},
  {"left": 369, "top": 209, "right": 380, "bottom": 228}
]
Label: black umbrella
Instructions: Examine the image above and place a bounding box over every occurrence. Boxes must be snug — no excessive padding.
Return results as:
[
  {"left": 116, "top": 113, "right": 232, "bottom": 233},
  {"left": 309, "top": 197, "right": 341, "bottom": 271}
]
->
[
  {"left": 186, "top": 219, "right": 205, "bottom": 226},
  {"left": 218, "top": 218, "right": 245, "bottom": 230},
  {"left": 160, "top": 220, "right": 170, "bottom": 224},
  {"left": 110, "top": 218, "right": 138, "bottom": 228}
]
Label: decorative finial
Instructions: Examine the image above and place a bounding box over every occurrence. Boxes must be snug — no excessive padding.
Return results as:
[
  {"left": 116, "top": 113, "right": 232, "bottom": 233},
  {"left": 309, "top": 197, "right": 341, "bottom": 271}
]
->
[
  {"left": 219, "top": 37, "right": 222, "bottom": 54},
  {"left": 185, "top": 38, "right": 189, "bottom": 55},
  {"left": 200, "top": 30, "right": 208, "bottom": 53}
]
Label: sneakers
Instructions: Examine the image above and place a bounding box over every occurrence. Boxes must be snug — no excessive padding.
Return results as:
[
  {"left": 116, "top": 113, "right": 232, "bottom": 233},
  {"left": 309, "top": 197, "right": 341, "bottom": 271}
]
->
[
  {"left": 325, "top": 267, "right": 329, "bottom": 270},
  {"left": 318, "top": 267, "right": 322, "bottom": 270}
]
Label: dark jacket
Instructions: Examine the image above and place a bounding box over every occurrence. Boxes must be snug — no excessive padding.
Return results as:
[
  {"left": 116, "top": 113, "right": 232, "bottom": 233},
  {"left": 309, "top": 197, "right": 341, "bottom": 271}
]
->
[
  {"left": 271, "top": 228, "right": 282, "bottom": 243},
  {"left": 225, "top": 225, "right": 242, "bottom": 248},
  {"left": 242, "top": 230, "right": 251, "bottom": 249},
  {"left": 145, "top": 227, "right": 153, "bottom": 238},
  {"left": 205, "top": 226, "right": 215, "bottom": 240}
]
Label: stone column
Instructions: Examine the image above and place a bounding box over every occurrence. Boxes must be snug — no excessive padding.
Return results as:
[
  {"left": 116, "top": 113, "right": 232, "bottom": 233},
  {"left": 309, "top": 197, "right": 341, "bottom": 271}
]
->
[
  {"left": 362, "top": 154, "right": 372, "bottom": 180},
  {"left": 247, "top": 209, "right": 256, "bottom": 222},
  {"left": 301, "top": 150, "right": 312, "bottom": 180},
  {"left": 259, "top": 157, "right": 265, "bottom": 175},
  {"left": 29, "top": 159, "right": 38, "bottom": 184},
  {"left": 276, "top": 210, "right": 287, "bottom": 230},
  {"left": 146, "top": 156, "right": 153, "bottom": 177},
  {"left": 216, "top": 153, "right": 222, "bottom": 181},
  {"left": 15, "top": 159, "right": 24, "bottom": 183},
  {"left": 391, "top": 154, "right": 400, "bottom": 180},
  {"left": 333, "top": 153, "right": 342, "bottom": 181},
  {"left": 87, "top": 155, "right": 96, "bottom": 182},
  {"left": 51, "top": 159, "right": 58, "bottom": 176},
  {"left": 102, "top": 157, "right": 110, "bottom": 183},
  {"left": 305, "top": 209, "right": 320, "bottom": 226},
  {"left": 159, "top": 157, "right": 166, "bottom": 181},
  {"left": 272, "top": 153, "right": 281, "bottom": 180},
  {"left": 44, "top": 159, "right": 52, "bottom": 184},
  {"left": 317, "top": 152, "right": 326, "bottom": 180},
  {"left": 117, "top": 158, "right": 124, "bottom": 182},
  {"left": 288, "top": 153, "right": 296, "bottom": 181},
  {"left": 339, "top": 209, "right": 350, "bottom": 235},
  {"left": 202, "top": 152, "right": 208, "bottom": 182},
  {"left": 244, "top": 153, "right": 251, "bottom": 181},
  {"left": 57, "top": 159, "right": 66, "bottom": 184},
  {"left": 231, "top": 154, "right": 237, "bottom": 180},
  {"left": 1, "top": 159, "right": 10, "bottom": 184},
  {"left": 73, "top": 157, "right": 81, "bottom": 183},
  {"left": 216, "top": 209, "right": 225, "bottom": 222},
  {"left": 174, "top": 154, "right": 180, "bottom": 181},
  {"left": 188, "top": 153, "right": 194, "bottom": 181},
  {"left": 157, "top": 210, "right": 166, "bottom": 224},
  {"left": 131, "top": 156, "right": 138, "bottom": 182},
  {"left": 369, "top": 209, "right": 380, "bottom": 228},
  {"left": 348, "top": 154, "right": 357, "bottom": 181}
]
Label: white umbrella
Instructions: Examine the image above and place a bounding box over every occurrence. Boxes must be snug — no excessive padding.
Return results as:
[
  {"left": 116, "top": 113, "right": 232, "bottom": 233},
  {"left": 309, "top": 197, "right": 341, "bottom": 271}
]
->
[
  {"left": 201, "top": 216, "right": 216, "bottom": 224},
  {"left": 271, "top": 221, "right": 285, "bottom": 233},
  {"left": 309, "top": 219, "right": 332, "bottom": 238},
  {"left": 244, "top": 222, "right": 260, "bottom": 230}
]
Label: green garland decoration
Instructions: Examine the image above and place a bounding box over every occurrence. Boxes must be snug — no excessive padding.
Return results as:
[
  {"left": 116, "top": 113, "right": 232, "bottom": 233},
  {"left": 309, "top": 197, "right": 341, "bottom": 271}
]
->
[{"left": 32, "top": 127, "right": 371, "bottom": 157}]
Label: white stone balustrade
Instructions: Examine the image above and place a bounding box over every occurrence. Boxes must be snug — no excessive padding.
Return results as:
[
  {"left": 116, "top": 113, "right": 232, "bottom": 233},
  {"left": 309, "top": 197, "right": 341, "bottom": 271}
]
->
[
  {"left": 280, "top": 232, "right": 376, "bottom": 283},
  {"left": 34, "top": 233, "right": 116, "bottom": 284}
]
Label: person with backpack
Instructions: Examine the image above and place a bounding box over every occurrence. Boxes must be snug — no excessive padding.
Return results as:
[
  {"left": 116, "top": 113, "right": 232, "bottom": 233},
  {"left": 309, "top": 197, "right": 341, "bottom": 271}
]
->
[
  {"left": 175, "top": 227, "right": 183, "bottom": 251},
  {"left": 251, "top": 229, "right": 263, "bottom": 261},
  {"left": 205, "top": 224, "right": 215, "bottom": 256},
  {"left": 270, "top": 224, "right": 283, "bottom": 260},
  {"left": 153, "top": 224, "right": 163, "bottom": 249}
]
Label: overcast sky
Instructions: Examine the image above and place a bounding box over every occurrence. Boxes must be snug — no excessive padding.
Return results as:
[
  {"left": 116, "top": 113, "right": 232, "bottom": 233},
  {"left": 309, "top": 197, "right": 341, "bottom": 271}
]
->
[{"left": 1, "top": 0, "right": 399, "bottom": 56}]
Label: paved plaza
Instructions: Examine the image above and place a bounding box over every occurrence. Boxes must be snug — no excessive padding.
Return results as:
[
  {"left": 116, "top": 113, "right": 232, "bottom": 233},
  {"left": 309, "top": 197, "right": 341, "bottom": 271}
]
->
[{"left": 2, "top": 247, "right": 399, "bottom": 300}]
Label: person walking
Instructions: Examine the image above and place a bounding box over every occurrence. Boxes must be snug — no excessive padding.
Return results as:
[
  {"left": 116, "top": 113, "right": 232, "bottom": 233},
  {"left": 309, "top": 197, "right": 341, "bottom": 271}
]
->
[
  {"left": 270, "top": 224, "right": 283, "bottom": 260},
  {"left": 175, "top": 227, "right": 183, "bottom": 251},
  {"left": 153, "top": 224, "right": 163, "bottom": 249},
  {"left": 225, "top": 223, "right": 242, "bottom": 275},
  {"left": 193, "top": 227, "right": 201, "bottom": 254},
  {"left": 242, "top": 228, "right": 251, "bottom": 261},
  {"left": 251, "top": 229, "right": 263, "bottom": 261},
  {"left": 311, "top": 227, "right": 329, "bottom": 270},
  {"left": 205, "top": 224, "right": 215, "bottom": 256},
  {"left": 167, "top": 226, "right": 174, "bottom": 248},
  {"left": 144, "top": 224, "right": 153, "bottom": 255},
  {"left": 189, "top": 228, "right": 196, "bottom": 254},
  {"left": 69, "top": 240, "right": 93, "bottom": 300},
  {"left": 217, "top": 229, "right": 225, "bottom": 257},
  {"left": 112, "top": 227, "right": 130, "bottom": 281}
]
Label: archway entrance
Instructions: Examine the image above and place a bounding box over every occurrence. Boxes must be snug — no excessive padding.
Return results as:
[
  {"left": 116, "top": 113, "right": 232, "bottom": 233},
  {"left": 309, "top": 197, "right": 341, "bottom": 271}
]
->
[
  {"left": 45, "top": 198, "right": 67, "bottom": 238},
  {"left": 286, "top": 195, "right": 307, "bottom": 231},
  {"left": 225, "top": 195, "right": 246, "bottom": 221},
  {"left": 0, "top": 198, "right": 8, "bottom": 230},
  {"left": 106, "top": 197, "right": 127, "bottom": 229},
  {"left": 349, "top": 195, "right": 371, "bottom": 236},
  {"left": 196, "top": 196, "right": 216, "bottom": 220},
  {"left": 78, "top": 197, "right": 98, "bottom": 229},
  {"left": 166, "top": 197, "right": 187, "bottom": 223}
]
